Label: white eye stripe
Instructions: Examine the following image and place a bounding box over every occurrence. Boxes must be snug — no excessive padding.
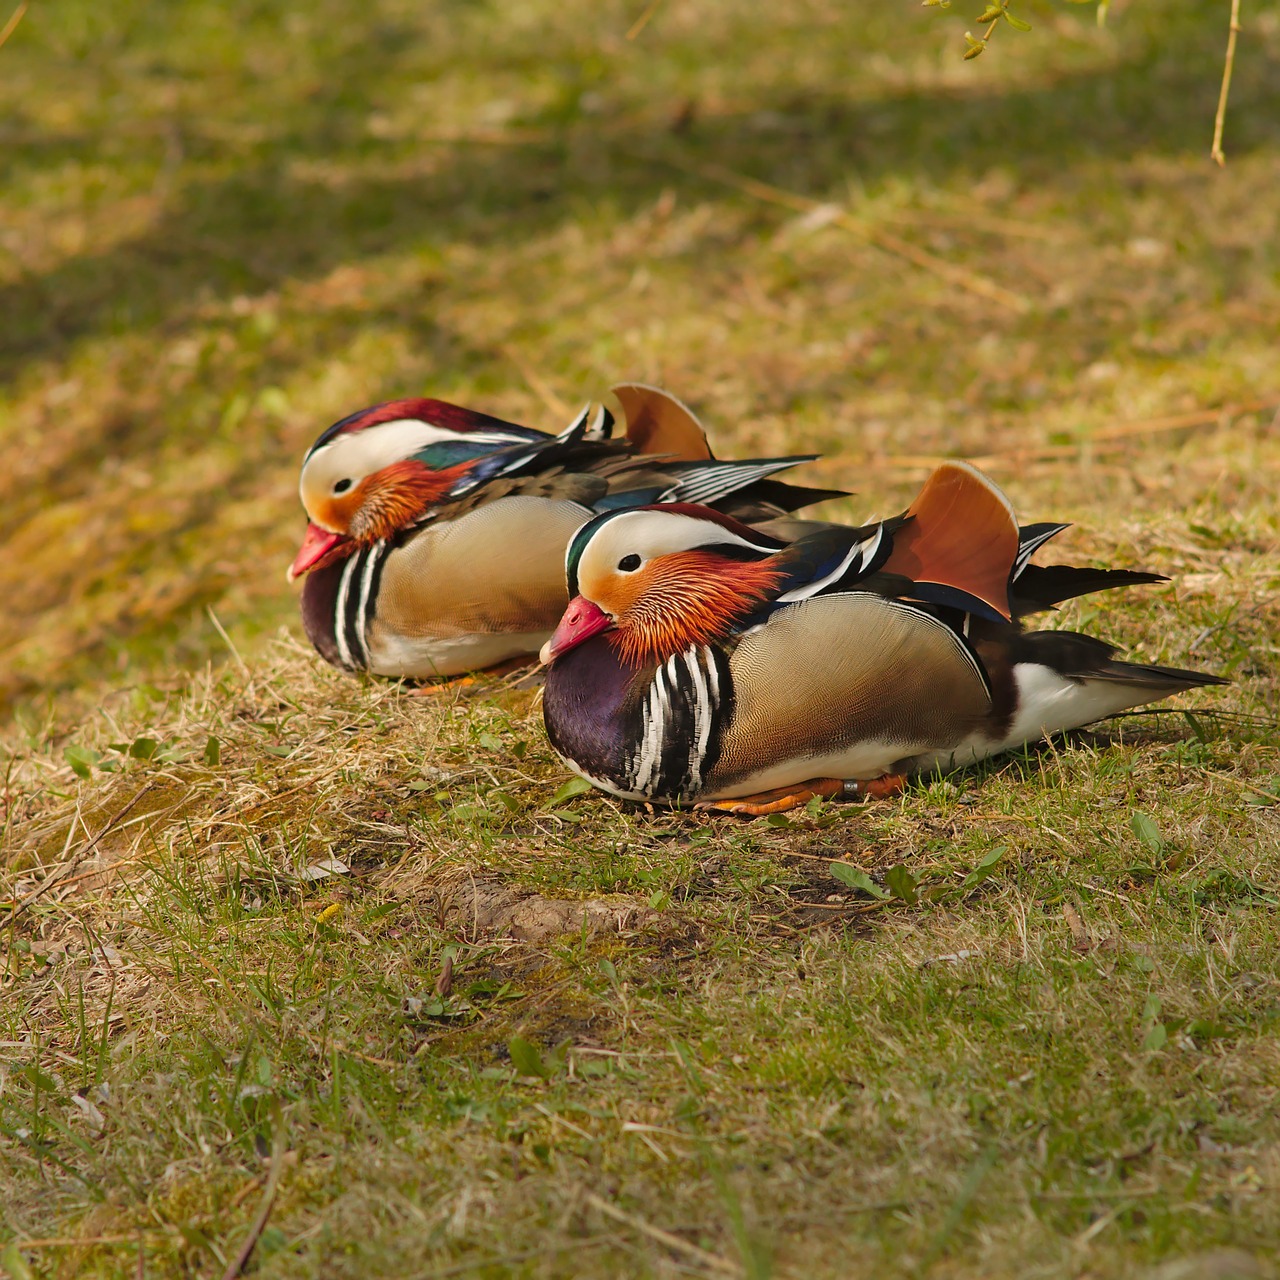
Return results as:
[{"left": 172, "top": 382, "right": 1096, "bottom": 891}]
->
[
  {"left": 304, "top": 420, "right": 527, "bottom": 491},
  {"left": 578, "top": 509, "right": 775, "bottom": 597}
]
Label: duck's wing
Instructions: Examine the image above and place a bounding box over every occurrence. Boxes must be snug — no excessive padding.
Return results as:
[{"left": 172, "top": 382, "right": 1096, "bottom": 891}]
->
[{"left": 707, "top": 592, "right": 994, "bottom": 798}]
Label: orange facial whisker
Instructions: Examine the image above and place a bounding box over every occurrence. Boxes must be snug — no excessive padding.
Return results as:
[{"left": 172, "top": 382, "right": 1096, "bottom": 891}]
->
[
  {"left": 349, "top": 460, "right": 473, "bottom": 544},
  {"left": 610, "top": 551, "right": 782, "bottom": 667}
]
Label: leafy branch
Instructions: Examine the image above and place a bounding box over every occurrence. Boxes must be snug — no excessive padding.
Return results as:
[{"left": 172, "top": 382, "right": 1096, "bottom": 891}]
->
[{"left": 929, "top": 0, "right": 1246, "bottom": 165}]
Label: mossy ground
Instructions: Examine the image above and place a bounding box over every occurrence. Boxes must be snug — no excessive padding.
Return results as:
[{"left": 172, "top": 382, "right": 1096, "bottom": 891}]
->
[{"left": 2, "top": 1, "right": 1279, "bottom": 1277}]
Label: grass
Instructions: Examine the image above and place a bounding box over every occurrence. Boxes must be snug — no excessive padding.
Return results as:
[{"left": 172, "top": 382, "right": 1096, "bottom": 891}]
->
[{"left": 2, "top": 0, "right": 1280, "bottom": 1276}]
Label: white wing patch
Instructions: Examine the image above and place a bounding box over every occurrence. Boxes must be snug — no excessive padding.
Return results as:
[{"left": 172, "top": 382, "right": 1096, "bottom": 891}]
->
[{"left": 776, "top": 524, "right": 890, "bottom": 605}]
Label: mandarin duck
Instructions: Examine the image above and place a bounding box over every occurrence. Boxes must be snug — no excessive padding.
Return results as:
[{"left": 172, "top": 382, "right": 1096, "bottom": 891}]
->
[
  {"left": 287, "top": 385, "right": 842, "bottom": 679},
  {"left": 539, "top": 461, "right": 1226, "bottom": 814}
]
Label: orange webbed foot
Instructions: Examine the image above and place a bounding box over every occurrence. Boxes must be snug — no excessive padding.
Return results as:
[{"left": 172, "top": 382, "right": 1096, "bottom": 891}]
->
[
  {"left": 698, "top": 773, "right": 907, "bottom": 817},
  {"left": 408, "top": 675, "right": 477, "bottom": 696},
  {"left": 856, "top": 772, "right": 907, "bottom": 800},
  {"left": 698, "top": 777, "right": 847, "bottom": 816},
  {"left": 406, "top": 656, "right": 541, "bottom": 696}
]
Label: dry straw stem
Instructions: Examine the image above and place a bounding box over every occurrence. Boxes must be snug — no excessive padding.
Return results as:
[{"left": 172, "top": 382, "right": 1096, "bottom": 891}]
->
[
  {"left": 1211, "top": 0, "right": 1243, "bottom": 166},
  {"left": 219, "top": 1147, "right": 296, "bottom": 1280},
  {"left": 0, "top": 1, "right": 27, "bottom": 52},
  {"left": 833, "top": 399, "right": 1279, "bottom": 475},
  {"left": 583, "top": 1190, "right": 742, "bottom": 1274},
  {"left": 641, "top": 152, "right": 1035, "bottom": 314},
  {"left": 500, "top": 342, "right": 573, "bottom": 420},
  {"left": 626, "top": 0, "right": 665, "bottom": 41}
]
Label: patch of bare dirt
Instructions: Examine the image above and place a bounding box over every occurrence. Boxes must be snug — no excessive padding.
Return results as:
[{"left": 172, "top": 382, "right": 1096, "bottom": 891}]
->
[{"left": 435, "top": 876, "right": 659, "bottom": 945}]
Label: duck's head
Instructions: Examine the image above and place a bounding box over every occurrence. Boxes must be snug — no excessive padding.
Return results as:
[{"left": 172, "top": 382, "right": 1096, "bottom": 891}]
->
[
  {"left": 288, "top": 398, "right": 544, "bottom": 581},
  {"left": 540, "top": 504, "right": 787, "bottom": 668}
]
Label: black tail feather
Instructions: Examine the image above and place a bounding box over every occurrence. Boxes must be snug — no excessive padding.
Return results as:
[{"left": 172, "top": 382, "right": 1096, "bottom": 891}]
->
[
  {"left": 1015, "top": 628, "right": 1228, "bottom": 690},
  {"left": 1094, "top": 660, "right": 1230, "bottom": 690},
  {"left": 1013, "top": 564, "right": 1167, "bottom": 617},
  {"left": 747, "top": 478, "right": 850, "bottom": 513}
]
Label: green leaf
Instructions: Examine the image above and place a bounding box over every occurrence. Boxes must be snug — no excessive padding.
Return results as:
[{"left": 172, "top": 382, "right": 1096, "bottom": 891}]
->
[
  {"left": 220, "top": 392, "right": 250, "bottom": 432},
  {"left": 1130, "top": 811, "right": 1164, "bottom": 855},
  {"left": 19, "top": 1065, "right": 60, "bottom": 1094},
  {"left": 449, "top": 803, "right": 493, "bottom": 824},
  {"left": 64, "top": 746, "right": 99, "bottom": 779},
  {"left": 1186, "top": 1018, "right": 1228, "bottom": 1044},
  {"left": 884, "top": 864, "right": 919, "bottom": 905},
  {"left": 256, "top": 386, "right": 290, "bottom": 419},
  {"left": 549, "top": 776, "right": 593, "bottom": 806},
  {"left": 1142, "top": 1022, "right": 1168, "bottom": 1052},
  {"left": 1, "top": 1243, "right": 37, "bottom": 1280},
  {"left": 508, "top": 1035, "right": 550, "bottom": 1079},
  {"left": 203, "top": 735, "right": 221, "bottom": 767},
  {"left": 478, "top": 732, "right": 503, "bottom": 752},
  {"left": 129, "top": 737, "right": 160, "bottom": 760},
  {"left": 962, "top": 845, "right": 1007, "bottom": 889},
  {"left": 257, "top": 1227, "right": 288, "bottom": 1259},
  {"left": 1003, "top": 10, "right": 1032, "bottom": 30},
  {"left": 829, "top": 863, "right": 889, "bottom": 899}
]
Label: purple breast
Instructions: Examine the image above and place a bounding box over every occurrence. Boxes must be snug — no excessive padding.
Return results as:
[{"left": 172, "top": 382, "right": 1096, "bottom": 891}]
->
[
  {"left": 542, "top": 639, "right": 641, "bottom": 789},
  {"left": 300, "top": 562, "right": 344, "bottom": 667}
]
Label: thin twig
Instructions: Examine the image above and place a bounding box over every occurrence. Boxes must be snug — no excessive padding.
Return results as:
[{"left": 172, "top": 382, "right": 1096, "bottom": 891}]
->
[
  {"left": 635, "top": 152, "right": 1034, "bottom": 314},
  {"left": 1211, "top": 0, "right": 1242, "bottom": 166},
  {"left": 626, "top": 0, "right": 664, "bottom": 40},
  {"left": 583, "top": 1191, "right": 741, "bottom": 1275},
  {"left": 219, "top": 1149, "right": 295, "bottom": 1280},
  {"left": 4, "top": 783, "right": 159, "bottom": 921},
  {"left": 500, "top": 343, "right": 572, "bottom": 421},
  {"left": 808, "top": 399, "right": 1279, "bottom": 475},
  {"left": 207, "top": 607, "right": 250, "bottom": 677},
  {"left": 0, "top": 1, "right": 27, "bottom": 52},
  {"left": 408, "top": 1237, "right": 609, "bottom": 1280},
  {"left": 6, "top": 1233, "right": 171, "bottom": 1250},
  {"left": 1091, "top": 399, "right": 1275, "bottom": 441}
]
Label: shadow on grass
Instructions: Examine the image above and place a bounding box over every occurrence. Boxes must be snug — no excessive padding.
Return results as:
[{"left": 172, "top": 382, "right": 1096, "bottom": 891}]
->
[
  {"left": 5, "top": 3, "right": 1278, "bottom": 393},
  {"left": 2, "top": 0, "right": 1277, "bottom": 716}
]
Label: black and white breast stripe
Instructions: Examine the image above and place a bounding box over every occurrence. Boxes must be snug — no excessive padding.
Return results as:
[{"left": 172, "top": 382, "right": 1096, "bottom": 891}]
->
[
  {"left": 624, "top": 645, "right": 731, "bottom": 801},
  {"left": 332, "top": 541, "right": 391, "bottom": 670}
]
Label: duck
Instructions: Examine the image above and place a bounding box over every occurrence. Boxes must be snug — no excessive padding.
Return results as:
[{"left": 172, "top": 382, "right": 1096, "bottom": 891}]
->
[
  {"left": 539, "top": 461, "right": 1227, "bottom": 814},
  {"left": 286, "top": 384, "right": 842, "bottom": 679}
]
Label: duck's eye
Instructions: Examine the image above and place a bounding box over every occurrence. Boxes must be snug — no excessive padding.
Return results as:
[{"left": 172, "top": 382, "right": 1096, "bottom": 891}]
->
[
  {"left": 332, "top": 478, "right": 354, "bottom": 495},
  {"left": 617, "top": 554, "right": 641, "bottom": 572}
]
